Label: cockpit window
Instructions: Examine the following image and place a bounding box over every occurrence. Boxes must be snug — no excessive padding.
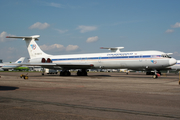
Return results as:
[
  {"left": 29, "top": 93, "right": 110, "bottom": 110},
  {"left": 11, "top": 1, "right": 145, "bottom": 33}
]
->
[{"left": 161, "top": 54, "right": 171, "bottom": 58}]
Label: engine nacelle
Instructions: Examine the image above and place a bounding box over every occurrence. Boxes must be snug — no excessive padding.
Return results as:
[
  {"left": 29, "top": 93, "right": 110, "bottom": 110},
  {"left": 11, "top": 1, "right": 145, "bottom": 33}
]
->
[
  {"left": 28, "top": 58, "right": 52, "bottom": 63},
  {"left": 28, "top": 58, "right": 43, "bottom": 63},
  {"left": 47, "top": 58, "right": 52, "bottom": 63}
]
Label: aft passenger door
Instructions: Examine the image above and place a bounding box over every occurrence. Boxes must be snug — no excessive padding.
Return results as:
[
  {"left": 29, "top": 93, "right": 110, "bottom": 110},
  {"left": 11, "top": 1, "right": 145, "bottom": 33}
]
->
[{"left": 98, "top": 56, "right": 101, "bottom": 63}]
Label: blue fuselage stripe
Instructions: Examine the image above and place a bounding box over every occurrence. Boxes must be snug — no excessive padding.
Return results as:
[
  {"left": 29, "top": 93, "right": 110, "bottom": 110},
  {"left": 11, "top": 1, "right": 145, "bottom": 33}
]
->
[{"left": 51, "top": 55, "right": 159, "bottom": 62}]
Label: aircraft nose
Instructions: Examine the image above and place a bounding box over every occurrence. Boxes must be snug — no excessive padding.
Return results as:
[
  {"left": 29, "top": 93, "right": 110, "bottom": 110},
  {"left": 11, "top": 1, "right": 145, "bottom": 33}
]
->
[{"left": 169, "top": 58, "right": 177, "bottom": 65}]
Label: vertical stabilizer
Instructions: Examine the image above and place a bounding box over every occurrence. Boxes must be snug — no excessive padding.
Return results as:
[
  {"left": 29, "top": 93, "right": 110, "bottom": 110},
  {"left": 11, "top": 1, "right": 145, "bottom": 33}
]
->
[
  {"left": 15, "top": 57, "right": 25, "bottom": 63},
  {"left": 6, "top": 35, "right": 50, "bottom": 59}
]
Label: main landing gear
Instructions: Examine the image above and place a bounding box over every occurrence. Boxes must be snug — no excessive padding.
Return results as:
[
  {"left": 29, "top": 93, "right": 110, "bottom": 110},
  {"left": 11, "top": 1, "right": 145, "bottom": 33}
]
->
[
  {"left": 77, "top": 69, "right": 87, "bottom": 76},
  {"left": 42, "top": 68, "right": 45, "bottom": 75},
  {"left": 59, "top": 69, "right": 88, "bottom": 76},
  {"left": 60, "top": 70, "right": 71, "bottom": 76}
]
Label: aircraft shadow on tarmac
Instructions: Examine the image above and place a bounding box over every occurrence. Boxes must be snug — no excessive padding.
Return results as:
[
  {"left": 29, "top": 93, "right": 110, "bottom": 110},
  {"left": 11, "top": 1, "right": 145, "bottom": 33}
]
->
[{"left": 0, "top": 86, "right": 19, "bottom": 91}]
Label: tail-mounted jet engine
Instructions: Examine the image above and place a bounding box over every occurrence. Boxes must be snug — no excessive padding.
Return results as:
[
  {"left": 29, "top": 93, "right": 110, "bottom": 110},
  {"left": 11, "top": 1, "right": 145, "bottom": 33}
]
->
[
  {"left": 47, "top": 58, "right": 52, "bottom": 63},
  {"left": 28, "top": 58, "right": 52, "bottom": 63}
]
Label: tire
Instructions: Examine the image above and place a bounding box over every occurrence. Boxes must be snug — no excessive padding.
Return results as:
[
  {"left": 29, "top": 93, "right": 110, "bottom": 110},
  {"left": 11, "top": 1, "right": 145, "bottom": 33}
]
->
[
  {"left": 67, "top": 72, "right": 71, "bottom": 76},
  {"left": 153, "top": 75, "right": 157, "bottom": 79},
  {"left": 60, "top": 71, "right": 64, "bottom": 76},
  {"left": 77, "top": 71, "right": 81, "bottom": 76}
]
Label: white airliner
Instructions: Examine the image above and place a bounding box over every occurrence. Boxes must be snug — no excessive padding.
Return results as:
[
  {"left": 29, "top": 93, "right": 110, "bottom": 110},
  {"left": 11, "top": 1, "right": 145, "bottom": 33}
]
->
[
  {"left": 0, "top": 57, "right": 25, "bottom": 71},
  {"left": 6, "top": 35, "right": 176, "bottom": 78}
]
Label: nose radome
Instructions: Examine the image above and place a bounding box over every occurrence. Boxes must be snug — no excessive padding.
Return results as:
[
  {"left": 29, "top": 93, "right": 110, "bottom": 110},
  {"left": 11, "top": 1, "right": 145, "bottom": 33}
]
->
[{"left": 169, "top": 58, "right": 177, "bottom": 65}]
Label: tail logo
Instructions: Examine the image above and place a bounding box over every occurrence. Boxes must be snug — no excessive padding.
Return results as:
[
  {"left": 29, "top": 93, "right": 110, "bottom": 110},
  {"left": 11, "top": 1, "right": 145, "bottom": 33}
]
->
[
  {"left": 30, "top": 44, "right": 36, "bottom": 50},
  {"left": 17, "top": 61, "right": 22, "bottom": 63}
]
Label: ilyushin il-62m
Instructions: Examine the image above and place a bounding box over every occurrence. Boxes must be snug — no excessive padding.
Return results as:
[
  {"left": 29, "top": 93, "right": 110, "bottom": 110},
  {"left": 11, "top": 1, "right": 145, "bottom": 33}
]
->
[{"left": 6, "top": 35, "right": 176, "bottom": 78}]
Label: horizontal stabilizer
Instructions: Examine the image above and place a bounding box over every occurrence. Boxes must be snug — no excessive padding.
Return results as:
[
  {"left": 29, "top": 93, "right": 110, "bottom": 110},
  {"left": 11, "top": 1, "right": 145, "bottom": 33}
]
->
[
  {"left": 6, "top": 35, "right": 40, "bottom": 40},
  {"left": 100, "top": 47, "right": 124, "bottom": 53},
  {"left": 6, "top": 35, "right": 49, "bottom": 59}
]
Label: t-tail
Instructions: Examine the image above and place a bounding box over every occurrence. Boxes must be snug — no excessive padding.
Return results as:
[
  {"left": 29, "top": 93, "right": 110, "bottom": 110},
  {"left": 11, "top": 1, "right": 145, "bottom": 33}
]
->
[{"left": 6, "top": 35, "right": 50, "bottom": 59}]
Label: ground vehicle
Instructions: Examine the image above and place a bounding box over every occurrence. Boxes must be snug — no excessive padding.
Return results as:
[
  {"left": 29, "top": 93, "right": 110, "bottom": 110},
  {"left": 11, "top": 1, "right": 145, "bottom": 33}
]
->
[{"left": 45, "top": 68, "right": 58, "bottom": 74}]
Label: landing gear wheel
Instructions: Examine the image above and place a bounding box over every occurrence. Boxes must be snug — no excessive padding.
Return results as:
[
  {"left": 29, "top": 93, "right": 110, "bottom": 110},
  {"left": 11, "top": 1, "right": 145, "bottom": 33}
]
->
[
  {"left": 60, "top": 70, "right": 71, "bottom": 76},
  {"left": 60, "top": 71, "right": 64, "bottom": 76},
  {"left": 77, "top": 71, "right": 81, "bottom": 76},
  {"left": 82, "top": 71, "right": 87, "bottom": 76},
  {"left": 77, "top": 70, "right": 87, "bottom": 76},
  {"left": 153, "top": 75, "right": 158, "bottom": 79},
  {"left": 64, "top": 71, "right": 71, "bottom": 76}
]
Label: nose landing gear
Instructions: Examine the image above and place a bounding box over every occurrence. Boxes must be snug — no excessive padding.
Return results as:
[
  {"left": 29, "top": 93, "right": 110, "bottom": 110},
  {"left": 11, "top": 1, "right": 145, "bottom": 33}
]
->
[{"left": 152, "top": 70, "right": 161, "bottom": 79}]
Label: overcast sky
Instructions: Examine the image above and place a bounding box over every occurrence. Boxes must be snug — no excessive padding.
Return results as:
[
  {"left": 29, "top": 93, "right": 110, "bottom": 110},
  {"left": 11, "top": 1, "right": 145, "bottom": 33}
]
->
[{"left": 0, "top": 0, "right": 180, "bottom": 62}]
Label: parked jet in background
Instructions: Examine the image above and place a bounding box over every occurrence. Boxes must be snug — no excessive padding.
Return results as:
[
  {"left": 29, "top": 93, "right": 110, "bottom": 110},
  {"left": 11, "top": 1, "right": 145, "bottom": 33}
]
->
[
  {"left": 168, "top": 60, "right": 180, "bottom": 71},
  {"left": 0, "top": 57, "right": 25, "bottom": 71},
  {"left": 6, "top": 35, "right": 176, "bottom": 78}
]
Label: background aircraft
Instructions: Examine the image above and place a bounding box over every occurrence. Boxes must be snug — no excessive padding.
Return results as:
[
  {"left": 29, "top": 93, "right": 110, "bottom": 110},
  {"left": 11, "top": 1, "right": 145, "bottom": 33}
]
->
[
  {"left": 0, "top": 57, "right": 25, "bottom": 71},
  {"left": 6, "top": 35, "right": 176, "bottom": 78},
  {"left": 168, "top": 60, "right": 180, "bottom": 71}
]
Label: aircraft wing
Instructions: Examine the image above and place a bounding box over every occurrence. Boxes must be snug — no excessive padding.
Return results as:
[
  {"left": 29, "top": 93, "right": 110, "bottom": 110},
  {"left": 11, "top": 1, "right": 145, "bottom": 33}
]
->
[
  {"left": 14, "top": 62, "right": 94, "bottom": 69},
  {"left": 57, "top": 62, "right": 94, "bottom": 68}
]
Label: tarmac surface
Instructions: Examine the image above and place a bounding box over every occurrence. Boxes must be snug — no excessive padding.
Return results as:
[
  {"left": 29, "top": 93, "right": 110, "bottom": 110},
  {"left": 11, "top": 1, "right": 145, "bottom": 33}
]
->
[{"left": 0, "top": 71, "right": 180, "bottom": 120}]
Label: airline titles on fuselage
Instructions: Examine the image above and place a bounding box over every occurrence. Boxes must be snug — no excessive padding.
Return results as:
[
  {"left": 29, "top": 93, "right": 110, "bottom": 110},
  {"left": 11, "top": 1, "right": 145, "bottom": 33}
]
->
[{"left": 107, "top": 53, "right": 133, "bottom": 56}]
